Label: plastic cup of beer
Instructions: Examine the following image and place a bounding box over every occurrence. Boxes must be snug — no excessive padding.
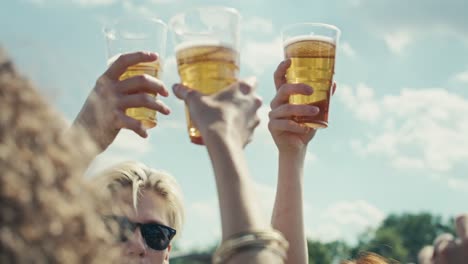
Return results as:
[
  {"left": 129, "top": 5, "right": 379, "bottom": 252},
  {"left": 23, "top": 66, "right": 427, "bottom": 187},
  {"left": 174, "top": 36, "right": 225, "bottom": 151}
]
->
[
  {"left": 104, "top": 17, "right": 167, "bottom": 129},
  {"left": 281, "top": 23, "right": 340, "bottom": 129},
  {"left": 169, "top": 7, "right": 240, "bottom": 145}
]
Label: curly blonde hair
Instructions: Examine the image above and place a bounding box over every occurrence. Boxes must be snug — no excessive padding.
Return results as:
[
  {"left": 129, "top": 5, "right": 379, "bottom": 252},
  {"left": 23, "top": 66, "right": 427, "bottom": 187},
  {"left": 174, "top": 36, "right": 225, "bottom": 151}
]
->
[{"left": 0, "top": 48, "right": 118, "bottom": 263}]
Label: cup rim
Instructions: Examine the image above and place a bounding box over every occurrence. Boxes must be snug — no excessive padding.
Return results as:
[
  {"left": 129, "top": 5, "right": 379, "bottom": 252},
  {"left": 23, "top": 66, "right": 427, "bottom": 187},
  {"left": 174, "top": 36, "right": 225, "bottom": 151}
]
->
[
  {"left": 281, "top": 22, "right": 341, "bottom": 37},
  {"left": 103, "top": 16, "right": 167, "bottom": 39},
  {"left": 168, "top": 6, "right": 240, "bottom": 30}
]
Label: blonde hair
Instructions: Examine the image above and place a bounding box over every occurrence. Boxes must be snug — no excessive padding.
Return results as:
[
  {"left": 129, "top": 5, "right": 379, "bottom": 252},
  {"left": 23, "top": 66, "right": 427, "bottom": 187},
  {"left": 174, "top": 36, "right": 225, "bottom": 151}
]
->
[
  {"left": 0, "top": 48, "right": 118, "bottom": 263},
  {"left": 94, "top": 161, "right": 185, "bottom": 238}
]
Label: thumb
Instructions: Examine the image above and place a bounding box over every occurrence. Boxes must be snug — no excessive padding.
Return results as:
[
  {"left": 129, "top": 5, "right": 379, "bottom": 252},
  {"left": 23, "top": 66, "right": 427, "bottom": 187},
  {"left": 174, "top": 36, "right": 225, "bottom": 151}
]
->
[
  {"left": 418, "top": 245, "right": 434, "bottom": 264},
  {"left": 242, "top": 76, "right": 258, "bottom": 90},
  {"left": 456, "top": 214, "right": 468, "bottom": 241},
  {"left": 172, "top": 83, "right": 199, "bottom": 102},
  {"left": 236, "top": 76, "right": 257, "bottom": 95}
]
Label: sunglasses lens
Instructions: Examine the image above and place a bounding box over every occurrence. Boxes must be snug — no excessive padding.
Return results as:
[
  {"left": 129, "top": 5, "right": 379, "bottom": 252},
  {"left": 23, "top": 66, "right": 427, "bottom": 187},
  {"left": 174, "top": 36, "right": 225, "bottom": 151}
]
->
[{"left": 141, "top": 224, "right": 173, "bottom": 250}]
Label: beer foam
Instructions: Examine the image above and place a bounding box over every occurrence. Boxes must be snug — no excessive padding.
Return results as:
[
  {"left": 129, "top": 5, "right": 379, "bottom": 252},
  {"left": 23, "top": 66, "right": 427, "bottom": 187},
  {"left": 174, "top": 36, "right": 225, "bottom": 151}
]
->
[
  {"left": 284, "top": 35, "right": 336, "bottom": 48},
  {"left": 175, "top": 40, "right": 235, "bottom": 53}
]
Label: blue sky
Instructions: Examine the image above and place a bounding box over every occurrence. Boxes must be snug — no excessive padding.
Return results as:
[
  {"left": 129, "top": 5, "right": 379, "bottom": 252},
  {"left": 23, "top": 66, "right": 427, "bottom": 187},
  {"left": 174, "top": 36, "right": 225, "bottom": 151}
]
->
[{"left": 2, "top": 0, "right": 468, "bottom": 252}]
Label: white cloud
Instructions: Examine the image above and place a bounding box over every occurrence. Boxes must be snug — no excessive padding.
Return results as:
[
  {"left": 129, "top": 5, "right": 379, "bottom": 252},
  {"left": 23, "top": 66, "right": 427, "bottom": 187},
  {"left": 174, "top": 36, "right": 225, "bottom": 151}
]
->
[
  {"left": 353, "top": 1, "right": 468, "bottom": 49},
  {"left": 72, "top": 0, "right": 115, "bottom": 6},
  {"left": 253, "top": 181, "right": 276, "bottom": 218},
  {"left": 121, "top": 0, "right": 154, "bottom": 16},
  {"left": 149, "top": 0, "right": 177, "bottom": 3},
  {"left": 243, "top": 17, "right": 274, "bottom": 35},
  {"left": 25, "top": 0, "right": 116, "bottom": 7},
  {"left": 323, "top": 200, "right": 385, "bottom": 227},
  {"left": 453, "top": 70, "right": 468, "bottom": 83},
  {"left": 162, "top": 56, "right": 179, "bottom": 85},
  {"left": 26, "top": 0, "right": 45, "bottom": 4},
  {"left": 447, "top": 177, "right": 468, "bottom": 192},
  {"left": 242, "top": 37, "right": 283, "bottom": 75},
  {"left": 254, "top": 105, "right": 275, "bottom": 146},
  {"left": 341, "top": 84, "right": 468, "bottom": 175},
  {"left": 348, "top": 0, "right": 362, "bottom": 6},
  {"left": 306, "top": 151, "right": 317, "bottom": 163},
  {"left": 338, "top": 83, "right": 381, "bottom": 122},
  {"left": 178, "top": 181, "right": 277, "bottom": 250},
  {"left": 340, "top": 41, "right": 357, "bottom": 58},
  {"left": 307, "top": 200, "right": 385, "bottom": 243},
  {"left": 85, "top": 130, "right": 152, "bottom": 176},
  {"left": 383, "top": 30, "right": 413, "bottom": 54}
]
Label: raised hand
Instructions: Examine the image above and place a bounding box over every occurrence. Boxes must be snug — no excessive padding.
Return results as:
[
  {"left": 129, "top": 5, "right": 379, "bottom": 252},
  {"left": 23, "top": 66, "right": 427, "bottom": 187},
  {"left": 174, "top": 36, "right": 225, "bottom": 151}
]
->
[
  {"left": 73, "top": 52, "right": 170, "bottom": 152},
  {"left": 269, "top": 59, "right": 336, "bottom": 153},
  {"left": 172, "top": 82, "right": 262, "bottom": 147}
]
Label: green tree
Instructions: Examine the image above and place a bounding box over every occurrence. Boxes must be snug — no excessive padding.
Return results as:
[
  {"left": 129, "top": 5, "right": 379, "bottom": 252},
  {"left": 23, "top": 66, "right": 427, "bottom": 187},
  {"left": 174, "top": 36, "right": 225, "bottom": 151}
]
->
[
  {"left": 308, "top": 240, "right": 351, "bottom": 264},
  {"left": 353, "top": 227, "right": 407, "bottom": 262},
  {"left": 352, "top": 212, "right": 455, "bottom": 263}
]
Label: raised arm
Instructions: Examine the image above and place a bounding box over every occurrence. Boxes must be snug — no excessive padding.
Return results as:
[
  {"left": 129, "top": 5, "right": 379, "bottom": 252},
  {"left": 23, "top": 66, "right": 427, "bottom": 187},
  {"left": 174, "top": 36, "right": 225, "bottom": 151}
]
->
[
  {"left": 269, "top": 59, "right": 336, "bottom": 264},
  {"left": 70, "top": 52, "right": 171, "bottom": 165},
  {"left": 173, "top": 82, "right": 287, "bottom": 264}
]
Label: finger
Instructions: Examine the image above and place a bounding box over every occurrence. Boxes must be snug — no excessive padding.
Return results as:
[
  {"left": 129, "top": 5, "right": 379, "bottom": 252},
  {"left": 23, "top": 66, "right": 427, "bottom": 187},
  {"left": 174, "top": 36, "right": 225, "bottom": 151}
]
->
[
  {"left": 116, "top": 74, "right": 169, "bottom": 97},
  {"left": 332, "top": 82, "right": 337, "bottom": 96},
  {"left": 274, "top": 59, "right": 291, "bottom": 89},
  {"left": 270, "top": 83, "right": 313, "bottom": 109},
  {"left": 269, "top": 104, "right": 319, "bottom": 120},
  {"left": 117, "top": 94, "right": 171, "bottom": 115},
  {"left": 115, "top": 112, "right": 148, "bottom": 138},
  {"left": 456, "top": 214, "right": 468, "bottom": 241},
  {"left": 268, "top": 119, "right": 312, "bottom": 134},
  {"left": 433, "top": 233, "right": 455, "bottom": 261},
  {"left": 172, "top": 83, "right": 200, "bottom": 103},
  {"left": 254, "top": 96, "right": 263, "bottom": 109},
  {"left": 105, "top": 52, "right": 158, "bottom": 80},
  {"left": 418, "top": 246, "right": 434, "bottom": 264}
]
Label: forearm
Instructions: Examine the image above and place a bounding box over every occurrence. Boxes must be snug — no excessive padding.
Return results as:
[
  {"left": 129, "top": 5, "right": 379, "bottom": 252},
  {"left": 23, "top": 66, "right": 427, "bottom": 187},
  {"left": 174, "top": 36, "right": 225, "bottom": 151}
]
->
[
  {"left": 205, "top": 132, "right": 286, "bottom": 263},
  {"left": 204, "top": 131, "right": 265, "bottom": 239},
  {"left": 271, "top": 149, "right": 308, "bottom": 264},
  {"left": 67, "top": 115, "right": 102, "bottom": 168}
]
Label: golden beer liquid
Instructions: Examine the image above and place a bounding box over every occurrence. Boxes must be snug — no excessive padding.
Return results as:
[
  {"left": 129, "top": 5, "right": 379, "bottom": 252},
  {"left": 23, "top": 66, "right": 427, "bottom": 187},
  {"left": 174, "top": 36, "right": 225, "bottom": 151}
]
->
[
  {"left": 117, "top": 61, "right": 161, "bottom": 129},
  {"left": 284, "top": 36, "right": 336, "bottom": 128},
  {"left": 176, "top": 43, "right": 239, "bottom": 145}
]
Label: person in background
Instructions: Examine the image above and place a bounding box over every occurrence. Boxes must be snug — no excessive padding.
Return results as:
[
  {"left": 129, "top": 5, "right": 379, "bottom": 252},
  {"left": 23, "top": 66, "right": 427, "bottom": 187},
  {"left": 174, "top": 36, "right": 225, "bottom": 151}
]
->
[
  {"left": 418, "top": 214, "right": 468, "bottom": 264},
  {"left": 0, "top": 48, "right": 119, "bottom": 263}
]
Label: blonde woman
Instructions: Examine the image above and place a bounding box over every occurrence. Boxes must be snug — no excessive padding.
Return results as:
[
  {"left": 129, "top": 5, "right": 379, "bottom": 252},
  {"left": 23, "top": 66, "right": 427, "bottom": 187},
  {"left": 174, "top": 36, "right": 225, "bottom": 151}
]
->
[{"left": 93, "top": 161, "right": 184, "bottom": 264}]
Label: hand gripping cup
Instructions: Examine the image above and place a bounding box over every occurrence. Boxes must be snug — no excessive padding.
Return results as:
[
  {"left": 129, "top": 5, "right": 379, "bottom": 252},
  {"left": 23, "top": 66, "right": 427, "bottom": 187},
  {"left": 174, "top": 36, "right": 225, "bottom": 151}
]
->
[
  {"left": 170, "top": 7, "right": 240, "bottom": 145},
  {"left": 282, "top": 23, "right": 340, "bottom": 129}
]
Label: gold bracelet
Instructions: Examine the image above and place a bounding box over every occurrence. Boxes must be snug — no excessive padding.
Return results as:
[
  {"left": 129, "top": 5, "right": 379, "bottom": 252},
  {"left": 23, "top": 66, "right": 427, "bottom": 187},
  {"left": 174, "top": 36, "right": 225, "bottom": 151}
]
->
[{"left": 212, "top": 229, "right": 289, "bottom": 264}]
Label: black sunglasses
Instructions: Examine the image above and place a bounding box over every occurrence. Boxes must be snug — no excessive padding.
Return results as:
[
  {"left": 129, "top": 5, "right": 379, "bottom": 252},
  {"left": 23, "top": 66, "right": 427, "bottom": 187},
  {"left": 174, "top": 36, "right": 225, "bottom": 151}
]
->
[{"left": 103, "top": 215, "right": 176, "bottom": 251}]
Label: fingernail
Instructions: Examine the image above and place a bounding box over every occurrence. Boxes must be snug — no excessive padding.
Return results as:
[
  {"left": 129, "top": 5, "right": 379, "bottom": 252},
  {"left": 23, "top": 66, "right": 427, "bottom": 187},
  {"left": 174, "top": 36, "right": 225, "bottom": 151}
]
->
[
  {"left": 311, "top": 106, "right": 320, "bottom": 113},
  {"left": 239, "top": 83, "right": 252, "bottom": 94}
]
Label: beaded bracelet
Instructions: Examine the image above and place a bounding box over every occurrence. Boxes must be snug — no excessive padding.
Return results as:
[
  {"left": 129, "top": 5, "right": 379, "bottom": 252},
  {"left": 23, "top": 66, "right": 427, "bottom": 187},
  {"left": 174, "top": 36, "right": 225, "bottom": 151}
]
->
[{"left": 212, "top": 229, "right": 289, "bottom": 264}]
